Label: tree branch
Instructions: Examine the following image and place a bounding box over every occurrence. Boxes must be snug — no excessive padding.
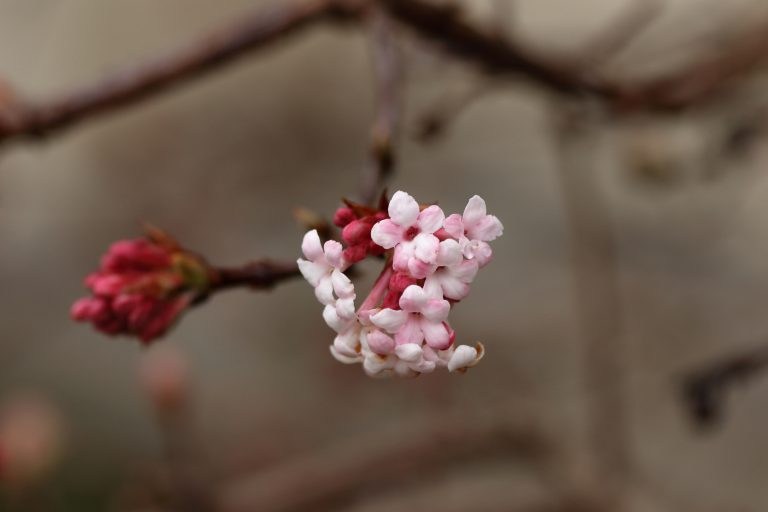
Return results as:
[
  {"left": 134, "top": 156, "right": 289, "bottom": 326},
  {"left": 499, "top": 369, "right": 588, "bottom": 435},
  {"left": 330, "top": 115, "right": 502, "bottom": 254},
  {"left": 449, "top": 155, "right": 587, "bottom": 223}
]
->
[
  {"left": 210, "top": 260, "right": 301, "bottom": 293},
  {"left": 217, "top": 410, "right": 558, "bottom": 512},
  {"left": 381, "top": 0, "right": 768, "bottom": 113},
  {"left": 0, "top": 0, "right": 766, "bottom": 147},
  {"left": 682, "top": 343, "right": 768, "bottom": 428},
  {"left": 0, "top": 0, "right": 363, "bottom": 143},
  {"left": 359, "top": 4, "right": 402, "bottom": 206}
]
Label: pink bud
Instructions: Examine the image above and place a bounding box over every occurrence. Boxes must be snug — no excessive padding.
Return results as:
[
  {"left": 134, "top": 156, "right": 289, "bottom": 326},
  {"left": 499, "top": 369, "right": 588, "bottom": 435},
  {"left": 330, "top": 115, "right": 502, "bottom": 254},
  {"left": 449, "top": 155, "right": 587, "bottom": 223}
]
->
[
  {"left": 0, "top": 396, "right": 63, "bottom": 487},
  {"left": 367, "top": 329, "right": 395, "bottom": 355},
  {"left": 101, "top": 239, "right": 172, "bottom": 272},
  {"left": 342, "top": 245, "right": 368, "bottom": 265},
  {"left": 333, "top": 207, "right": 356, "bottom": 227},
  {"left": 342, "top": 220, "right": 372, "bottom": 246},
  {"left": 389, "top": 271, "right": 416, "bottom": 293},
  {"left": 140, "top": 346, "right": 190, "bottom": 413}
]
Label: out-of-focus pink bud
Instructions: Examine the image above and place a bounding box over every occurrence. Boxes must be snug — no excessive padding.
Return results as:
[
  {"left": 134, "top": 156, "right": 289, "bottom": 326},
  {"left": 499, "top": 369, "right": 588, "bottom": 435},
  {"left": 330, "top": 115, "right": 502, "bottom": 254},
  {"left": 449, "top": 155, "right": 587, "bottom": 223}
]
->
[
  {"left": 101, "top": 239, "right": 172, "bottom": 272},
  {"left": 140, "top": 346, "right": 190, "bottom": 414},
  {"left": 0, "top": 396, "right": 63, "bottom": 487},
  {"left": 333, "top": 207, "right": 356, "bottom": 227}
]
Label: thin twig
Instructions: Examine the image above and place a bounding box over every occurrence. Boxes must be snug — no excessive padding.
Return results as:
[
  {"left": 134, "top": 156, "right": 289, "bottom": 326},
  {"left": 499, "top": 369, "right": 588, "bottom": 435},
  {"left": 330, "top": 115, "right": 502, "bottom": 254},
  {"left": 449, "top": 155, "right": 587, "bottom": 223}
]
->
[
  {"left": 0, "top": 0, "right": 766, "bottom": 147},
  {"left": 0, "top": 0, "right": 363, "bottom": 143},
  {"left": 210, "top": 260, "right": 301, "bottom": 292},
  {"left": 359, "top": 4, "right": 402, "bottom": 206},
  {"left": 682, "top": 343, "right": 768, "bottom": 428},
  {"left": 217, "top": 411, "right": 557, "bottom": 512},
  {"left": 381, "top": 0, "right": 768, "bottom": 112}
]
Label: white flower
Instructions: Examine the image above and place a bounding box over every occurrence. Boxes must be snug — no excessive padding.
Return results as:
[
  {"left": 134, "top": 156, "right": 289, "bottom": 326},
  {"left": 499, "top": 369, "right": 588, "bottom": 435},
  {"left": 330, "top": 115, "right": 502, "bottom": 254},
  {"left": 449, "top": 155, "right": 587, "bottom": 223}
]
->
[
  {"left": 371, "top": 191, "right": 447, "bottom": 279},
  {"left": 443, "top": 195, "right": 503, "bottom": 267},
  {"left": 297, "top": 229, "right": 355, "bottom": 305},
  {"left": 370, "top": 284, "right": 454, "bottom": 350}
]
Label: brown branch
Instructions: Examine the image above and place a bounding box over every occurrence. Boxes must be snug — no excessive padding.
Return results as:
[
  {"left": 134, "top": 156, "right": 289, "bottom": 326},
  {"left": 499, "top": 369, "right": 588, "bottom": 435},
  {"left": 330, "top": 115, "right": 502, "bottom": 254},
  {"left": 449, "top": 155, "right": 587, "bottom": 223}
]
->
[
  {"left": 217, "top": 410, "right": 558, "bottom": 512},
  {"left": 0, "top": 0, "right": 766, "bottom": 147},
  {"left": 359, "top": 4, "right": 402, "bottom": 207},
  {"left": 0, "top": 0, "right": 364, "bottom": 143},
  {"left": 381, "top": 0, "right": 768, "bottom": 113},
  {"left": 210, "top": 260, "right": 301, "bottom": 292},
  {"left": 682, "top": 343, "right": 768, "bottom": 428}
]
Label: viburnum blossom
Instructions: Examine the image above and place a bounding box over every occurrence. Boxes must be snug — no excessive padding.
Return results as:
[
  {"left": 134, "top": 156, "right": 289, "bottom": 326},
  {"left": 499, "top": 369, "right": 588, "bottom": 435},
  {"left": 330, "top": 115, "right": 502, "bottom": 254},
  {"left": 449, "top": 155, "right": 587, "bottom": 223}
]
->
[
  {"left": 298, "top": 190, "right": 502, "bottom": 377},
  {"left": 71, "top": 229, "right": 210, "bottom": 343}
]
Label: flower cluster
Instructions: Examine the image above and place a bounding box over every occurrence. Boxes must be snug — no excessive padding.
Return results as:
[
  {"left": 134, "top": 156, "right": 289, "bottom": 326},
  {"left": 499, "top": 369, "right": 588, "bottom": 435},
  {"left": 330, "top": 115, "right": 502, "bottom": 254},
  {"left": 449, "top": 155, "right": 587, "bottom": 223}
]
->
[
  {"left": 298, "top": 191, "right": 503, "bottom": 377},
  {"left": 71, "top": 229, "right": 210, "bottom": 343}
]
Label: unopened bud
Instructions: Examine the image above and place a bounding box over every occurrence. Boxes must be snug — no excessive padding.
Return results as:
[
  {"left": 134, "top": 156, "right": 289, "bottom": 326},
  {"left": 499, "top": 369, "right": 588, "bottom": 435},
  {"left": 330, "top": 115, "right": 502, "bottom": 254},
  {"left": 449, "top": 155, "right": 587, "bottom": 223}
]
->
[
  {"left": 0, "top": 395, "right": 63, "bottom": 487},
  {"left": 140, "top": 346, "right": 190, "bottom": 415}
]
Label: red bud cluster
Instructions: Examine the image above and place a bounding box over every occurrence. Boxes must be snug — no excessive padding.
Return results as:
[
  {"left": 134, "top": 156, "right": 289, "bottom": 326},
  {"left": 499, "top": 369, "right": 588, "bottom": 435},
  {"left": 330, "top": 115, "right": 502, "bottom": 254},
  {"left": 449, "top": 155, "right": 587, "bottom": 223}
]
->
[{"left": 71, "top": 230, "right": 209, "bottom": 343}]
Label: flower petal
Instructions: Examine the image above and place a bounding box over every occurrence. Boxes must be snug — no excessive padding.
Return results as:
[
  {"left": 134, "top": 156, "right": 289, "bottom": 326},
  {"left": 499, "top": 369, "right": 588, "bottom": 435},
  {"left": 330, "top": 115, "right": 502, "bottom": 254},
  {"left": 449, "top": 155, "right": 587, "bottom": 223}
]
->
[
  {"left": 413, "top": 233, "right": 439, "bottom": 264},
  {"left": 314, "top": 275, "right": 335, "bottom": 305},
  {"left": 366, "top": 328, "right": 395, "bottom": 355},
  {"left": 407, "top": 258, "right": 437, "bottom": 279},
  {"left": 333, "top": 329, "right": 361, "bottom": 357},
  {"left": 370, "top": 308, "right": 408, "bottom": 333},
  {"left": 297, "top": 259, "right": 325, "bottom": 288},
  {"left": 330, "top": 345, "right": 362, "bottom": 364},
  {"left": 443, "top": 214, "right": 464, "bottom": 239},
  {"left": 448, "top": 259, "right": 480, "bottom": 282},
  {"left": 421, "top": 298, "right": 450, "bottom": 322},
  {"left": 335, "top": 296, "right": 356, "bottom": 320},
  {"left": 394, "top": 316, "right": 424, "bottom": 345},
  {"left": 370, "top": 219, "right": 405, "bottom": 249},
  {"left": 393, "top": 242, "right": 414, "bottom": 272},
  {"left": 301, "top": 229, "right": 324, "bottom": 261},
  {"left": 466, "top": 215, "right": 503, "bottom": 242},
  {"left": 422, "top": 275, "right": 444, "bottom": 299},
  {"left": 416, "top": 205, "right": 445, "bottom": 234},
  {"left": 436, "top": 239, "right": 462, "bottom": 267},
  {"left": 363, "top": 353, "right": 393, "bottom": 375},
  {"left": 323, "top": 240, "right": 345, "bottom": 269},
  {"left": 395, "top": 343, "right": 423, "bottom": 362},
  {"left": 421, "top": 319, "right": 452, "bottom": 350},
  {"left": 388, "top": 190, "right": 420, "bottom": 227},
  {"left": 464, "top": 241, "right": 493, "bottom": 267},
  {"left": 436, "top": 274, "right": 471, "bottom": 301},
  {"left": 447, "top": 344, "right": 478, "bottom": 372},
  {"left": 462, "top": 195, "right": 487, "bottom": 226},
  {"left": 323, "top": 304, "right": 352, "bottom": 332},
  {"left": 331, "top": 269, "right": 355, "bottom": 299},
  {"left": 399, "top": 285, "right": 427, "bottom": 313}
]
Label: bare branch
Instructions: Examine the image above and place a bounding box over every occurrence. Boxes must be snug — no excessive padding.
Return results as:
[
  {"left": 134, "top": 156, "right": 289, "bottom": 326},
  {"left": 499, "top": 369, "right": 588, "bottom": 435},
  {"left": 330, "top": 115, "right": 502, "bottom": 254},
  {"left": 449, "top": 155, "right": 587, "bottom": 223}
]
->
[
  {"left": 682, "top": 343, "right": 768, "bottom": 428},
  {"left": 0, "top": 0, "right": 766, "bottom": 148},
  {"left": 381, "top": 0, "right": 768, "bottom": 112},
  {"left": 217, "top": 410, "right": 557, "bottom": 512},
  {"left": 0, "top": 0, "right": 363, "bottom": 143},
  {"left": 359, "top": 4, "right": 403, "bottom": 206},
  {"left": 210, "top": 260, "right": 301, "bottom": 293}
]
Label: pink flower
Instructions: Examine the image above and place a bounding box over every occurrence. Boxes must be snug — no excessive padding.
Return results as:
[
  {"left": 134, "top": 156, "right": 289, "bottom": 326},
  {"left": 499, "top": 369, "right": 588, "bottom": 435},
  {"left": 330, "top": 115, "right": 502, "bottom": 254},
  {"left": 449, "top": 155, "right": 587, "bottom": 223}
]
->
[
  {"left": 297, "top": 230, "right": 355, "bottom": 306},
  {"left": 424, "top": 258, "right": 479, "bottom": 301},
  {"left": 299, "top": 191, "right": 502, "bottom": 378},
  {"left": 444, "top": 195, "right": 503, "bottom": 267},
  {"left": 370, "top": 191, "right": 448, "bottom": 279},
  {"left": 370, "top": 284, "right": 454, "bottom": 350}
]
